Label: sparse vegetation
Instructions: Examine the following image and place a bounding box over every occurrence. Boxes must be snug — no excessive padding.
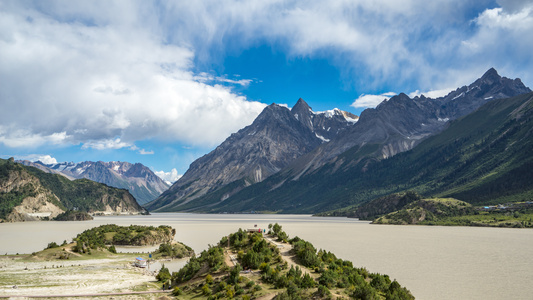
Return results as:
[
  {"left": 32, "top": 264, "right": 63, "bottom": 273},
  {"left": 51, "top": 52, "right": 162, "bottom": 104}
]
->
[
  {"left": 152, "top": 241, "right": 194, "bottom": 259},
  {"left": 72, "top": 224, "right": 175, "bottom": 253},
  {"left": 172, "top": 223, "right": 414, "bottom": 299}
]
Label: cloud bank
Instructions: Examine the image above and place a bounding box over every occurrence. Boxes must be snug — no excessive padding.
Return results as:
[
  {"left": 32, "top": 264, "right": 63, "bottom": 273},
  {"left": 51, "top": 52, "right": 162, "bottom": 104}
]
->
[
  {"left": 154, "top": 168, "right": 182, "bottom": 185},
  {"left": 1, "top": 0, "right": 532, "bottom": 152},
  {"left": 0, "top": 1, "right": 266, "bottom": 150}
]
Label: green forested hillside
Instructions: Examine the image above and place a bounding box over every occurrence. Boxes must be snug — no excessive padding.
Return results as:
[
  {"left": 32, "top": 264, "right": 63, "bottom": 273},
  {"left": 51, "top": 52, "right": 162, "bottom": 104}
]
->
[
  {"left": 0, "top": 158, "right": 63, "bottom": 219},
  {"left": 184, "top": 92, "right": 533, "bottom": 213},
  {"left": 0, "top": 158, "right": 144, "bottom": 220}
]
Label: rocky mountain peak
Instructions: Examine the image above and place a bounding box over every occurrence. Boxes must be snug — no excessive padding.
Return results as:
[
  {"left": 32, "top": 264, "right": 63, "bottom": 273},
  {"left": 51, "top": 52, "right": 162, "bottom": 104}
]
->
[
  {"left": 292, "top": 98, "right": 312, "bottom": 113},
  {"left": 480, "top": 67, "right": 500, "bottom": 83},
  {"left": 146, "top": 98, "right": 358, "bottom": 212},
  {"left": 291, "top": 98, "right": 314, "bottom": 130}
]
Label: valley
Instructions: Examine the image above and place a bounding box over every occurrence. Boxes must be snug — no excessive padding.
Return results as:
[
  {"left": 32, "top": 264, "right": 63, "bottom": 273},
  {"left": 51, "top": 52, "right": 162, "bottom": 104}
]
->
[{"left": 1, "top": 214, "right": 532, "bottom": 300}]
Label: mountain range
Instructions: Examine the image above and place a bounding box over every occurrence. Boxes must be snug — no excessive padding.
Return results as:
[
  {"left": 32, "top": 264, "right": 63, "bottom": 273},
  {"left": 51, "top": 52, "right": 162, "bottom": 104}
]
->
[
  {"left": 146, "top": 68, "right": 532, "bottom": 213},
  {"left": 0, "top": 158, "right": 145, "bottom": 222},
  {"left": 18, "top": 160, "right": 169, "bottom": 205}
]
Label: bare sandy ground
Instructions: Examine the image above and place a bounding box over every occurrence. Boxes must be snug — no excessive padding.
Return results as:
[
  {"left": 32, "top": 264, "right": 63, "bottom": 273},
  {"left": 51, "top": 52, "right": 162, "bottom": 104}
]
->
[{"left": 0, "top": 255, "right": 163, "bottom": 299}]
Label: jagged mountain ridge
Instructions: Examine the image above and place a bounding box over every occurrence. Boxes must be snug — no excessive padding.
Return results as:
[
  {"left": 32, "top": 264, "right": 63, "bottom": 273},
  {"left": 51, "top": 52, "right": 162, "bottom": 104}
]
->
[
  {"left": 187, "top": 91, "right": 533, "bottom": 213},
  {"left": 289, "top": 68, "right": 531, "bottom": 177},
  {"left": 19, "top": 161, "right": 169, "bottom": 205},
  {"left": 146, "top": 68, "right": 531, "bottom": 213},
  {"left": 0, "top": 158, "right": 146, "bottom": 222},
  {"left": 146, "top": 99, "right": 357, "bottom": 211}
]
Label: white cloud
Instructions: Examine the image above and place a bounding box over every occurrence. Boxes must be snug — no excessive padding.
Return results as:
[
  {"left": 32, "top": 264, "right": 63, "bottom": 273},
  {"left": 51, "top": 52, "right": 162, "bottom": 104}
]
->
[
  {"left": 138, "top": 149, "right": 154, "bottom": 155},
  {"left": 408, "top": 88, "right": 454, "bottom": 99},
  {"left": 81, "top": 138, "right": 132, "bottom": 150},
  {"left": 1, "top": 0, "right": 532, "bottom": 153},
  {"left": 0, "top": 2, "right": 266, "bottom": 150},
  {"left": 194, "top": 72, "right": 253, "bottom": 86},
  {"left": 456, "top": 2, "right": 533, "bottom": 87},
  {"left": 352, "top": 88, "right": 456, "bottom": 108},
  {"left": 0, "top": 127, "right": 69, "bottom": 148},
  {"left": 351, "top": 92, "right": 396, "bottom": 108},
  {"left": 15, "top": 154, "right": 58, "bottom": 165},
  {"left": 154, "top": 168, "right": 182, "bottom": 185}
]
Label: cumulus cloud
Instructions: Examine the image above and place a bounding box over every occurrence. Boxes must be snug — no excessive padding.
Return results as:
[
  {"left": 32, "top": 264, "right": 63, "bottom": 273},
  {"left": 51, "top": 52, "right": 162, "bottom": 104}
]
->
[
  {"left": 456, "top": 1, "right": 533, "bottom": 86},
  {"left": 138, "top": 149, "right": 154, "bottom": 155},
  {"left": 408, "top": 88, "right": 454, "bottom": 99},
  {"left": 154, "top": 168, "right": 182, "bottom": 185},
  {"left": 15, "top": 154, "right": 58, "bottom": 165},
  {"left": 352, "top": 88, "right": 456, "bottom": 108},
  {"left": 1, "top": 0, "right": 532, "bottom": 152},
  {"left": 81, "top": 138, "right": 132, "bottom": 151},
  {"left": 161, "top": 0, "right": 517, "bottom": 91},
  {"left": 351, "top": 92, "right": 396, "bottom": 108},
  {"left": 0, "top": 2, "right": 266, "bottom": 150}
]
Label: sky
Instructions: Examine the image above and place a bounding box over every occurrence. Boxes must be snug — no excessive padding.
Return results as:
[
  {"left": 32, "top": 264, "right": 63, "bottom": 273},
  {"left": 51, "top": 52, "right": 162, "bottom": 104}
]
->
[{"left": 1, "top": 0, "right": 532, "bottom": 183}]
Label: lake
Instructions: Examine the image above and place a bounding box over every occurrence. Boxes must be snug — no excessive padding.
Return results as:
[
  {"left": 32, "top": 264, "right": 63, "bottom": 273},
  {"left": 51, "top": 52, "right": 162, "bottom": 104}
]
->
[{"left": 1, "top": 213, "right": 531, "bottom": 300}]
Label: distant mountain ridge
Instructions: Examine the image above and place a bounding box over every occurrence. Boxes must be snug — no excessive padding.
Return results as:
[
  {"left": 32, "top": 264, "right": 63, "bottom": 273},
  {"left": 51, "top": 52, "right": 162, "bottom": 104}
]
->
[
  {"left": 145, "top": 68, "right": 532, "bottom": 213},
  {"left": 146, "top": 99, "right": 357, "bottom": 211},
  {"left": 0, "top": 158, "right": 145, "bottom": 222},
  {"left": 18, "top": 160, "right": 169, "bottom": 205}
]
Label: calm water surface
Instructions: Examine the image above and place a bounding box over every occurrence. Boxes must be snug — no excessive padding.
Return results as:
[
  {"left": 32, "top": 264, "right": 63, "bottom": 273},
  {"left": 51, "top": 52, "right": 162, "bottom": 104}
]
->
[{"left": 1, "top": 213, "right": 532, "bottom": 300}]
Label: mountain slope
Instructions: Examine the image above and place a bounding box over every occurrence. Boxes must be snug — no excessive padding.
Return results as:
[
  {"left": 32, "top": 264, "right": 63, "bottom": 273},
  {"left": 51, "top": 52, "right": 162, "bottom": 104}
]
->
[
  {"left": 207, "top": 91, "right": 533, "bottom": 213},
  {"left": 290, "top": 68, "right": 531, "bottom": 177},
  {"left": 145, "top": 68, "right": 531, "bottom": 213},
  {"left": 19, "top": 161, "right": 169, "bottom": 205},
  {"left": 0, "top": 159, "right": 146, "bottom": 222},
  {"left": 146, "top": 99, "right": 357, "bottom": 211}
]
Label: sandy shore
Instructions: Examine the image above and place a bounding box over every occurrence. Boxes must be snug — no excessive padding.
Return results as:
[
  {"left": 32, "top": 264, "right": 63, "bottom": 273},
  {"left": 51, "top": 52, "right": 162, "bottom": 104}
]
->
[{"left": 0, "top": 255, "right": 165, "bottom": 299}]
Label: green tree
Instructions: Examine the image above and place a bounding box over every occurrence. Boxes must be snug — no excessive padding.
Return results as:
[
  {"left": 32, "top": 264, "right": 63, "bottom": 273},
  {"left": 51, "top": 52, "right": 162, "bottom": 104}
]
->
[{"left": 156, "top": 264, "right": 171, "bottom": 282}]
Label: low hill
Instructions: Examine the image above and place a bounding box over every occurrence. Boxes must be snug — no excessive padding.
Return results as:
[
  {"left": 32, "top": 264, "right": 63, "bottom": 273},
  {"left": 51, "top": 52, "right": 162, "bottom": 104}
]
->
[
  {"left": 169, "top": 224, "right": 414, "bottom": 299},
  {"left": 317, "top": 191, "right": 423, "bottom": 220},
  {"left": 373, "top": 198, "right": 533, "bottom": 228},
  {"left": 72, "top": 224, "right": 176, "bottom": 253},
  {"left": 326, "top": 191, "right": 533, "bottom": 228},
  {"left": 373, "top": 198, "right": 476, "bottom": 225}
]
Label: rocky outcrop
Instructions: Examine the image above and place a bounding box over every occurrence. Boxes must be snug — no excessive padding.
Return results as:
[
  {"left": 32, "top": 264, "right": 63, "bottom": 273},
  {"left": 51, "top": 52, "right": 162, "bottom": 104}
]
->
[
  {"left": 8, "top": 196, "right": 64, "bottom": 222},
  {"left": 0, "top": 159, "right": 65, "bottom": 222}
]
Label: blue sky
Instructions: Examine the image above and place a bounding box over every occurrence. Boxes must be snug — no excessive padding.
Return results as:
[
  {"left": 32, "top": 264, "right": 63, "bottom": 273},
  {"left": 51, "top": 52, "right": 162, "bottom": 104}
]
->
[{"left": 1, "top": 0, "right": 532, "bottom": 183}]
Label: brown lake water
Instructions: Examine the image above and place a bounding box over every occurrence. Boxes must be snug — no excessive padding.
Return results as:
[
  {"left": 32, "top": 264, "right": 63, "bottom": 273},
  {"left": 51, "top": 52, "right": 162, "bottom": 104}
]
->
[{"left": 1, "top": 213, "right": 531, "bottom": 300}]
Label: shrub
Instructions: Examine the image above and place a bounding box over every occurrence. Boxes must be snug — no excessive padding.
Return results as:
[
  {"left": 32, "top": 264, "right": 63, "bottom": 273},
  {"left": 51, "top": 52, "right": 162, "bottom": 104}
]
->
[
  {"left": 46, "top": 242, "right": 59, "bottom": 249},
  {"left": 172, "top": 287, "right": 182, "bottom": 296}
]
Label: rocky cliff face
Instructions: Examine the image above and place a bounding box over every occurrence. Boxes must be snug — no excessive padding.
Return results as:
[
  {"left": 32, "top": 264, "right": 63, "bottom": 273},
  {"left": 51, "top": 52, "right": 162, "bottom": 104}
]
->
[
  {"left": 19, "top": 161, "right": 169, "bottom": 205},
  {"left": 146, "top": 99, "right": 357, "bottom": 211},
  {"left": 0, "top": 160, "right": 64, "bottom": 222}
]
